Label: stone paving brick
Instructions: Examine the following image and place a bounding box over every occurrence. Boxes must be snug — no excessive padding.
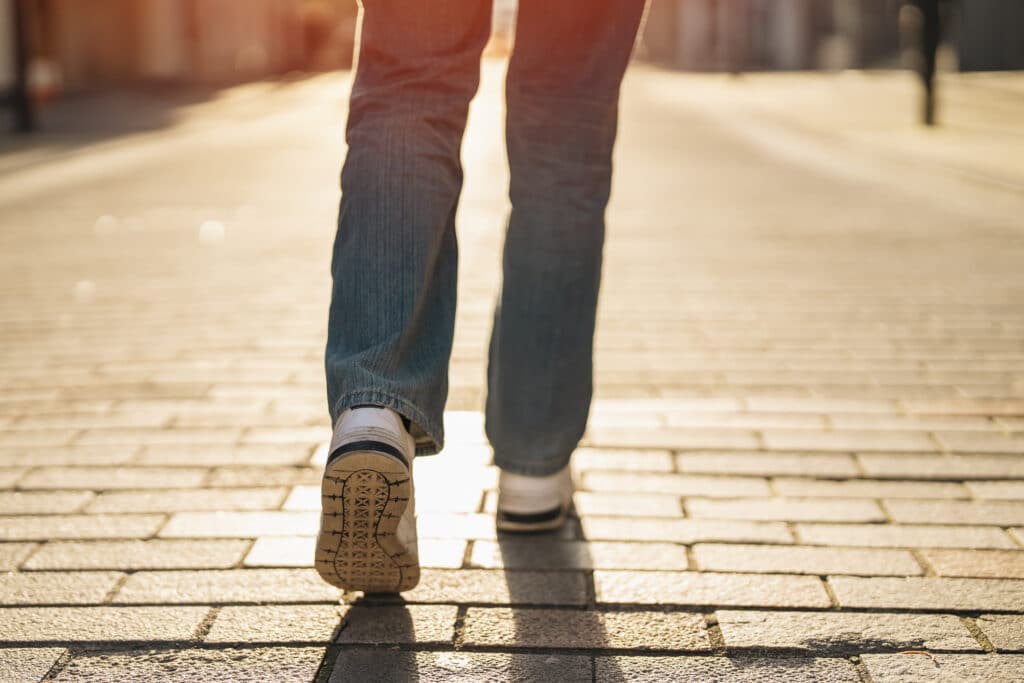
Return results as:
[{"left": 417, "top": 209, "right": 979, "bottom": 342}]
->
[
  {"left": 337, "top": 604, "right": 458, "bottom": 645},
  {"left": 329, "top": 651, "right": 591, "bottom": 683},
  {"left": 829, "top": 414, "right": 995, "bottom": 431},
  {"left": 469, "top": 539, "right": 688, "bottom": 571},
  {"left": 716, "top": 610, "right": 979, "bottom": 652},
  {"left": 829, "top": 576, "right": 1024, "bottom": 611},
  {"left": 391, "top": 569, "right": 587, "bottom": 606},
  {"left": 594, "top": 656, "right": 860, "bottom": 682},
  {"left": 747, "top": 397, "right": 899, "bottom": 414},
  {"left": 0, "top": 648, "right": 65, "bottom": 682},
  {"left": 75, "top": 427, "right": 242, "bottom": 446},
  {"left": 583, "top": 472, "right": 771, "bottom": 497},
  {"left": 13, "top": 412, "right": 170, "bottom": 430},
  {"left": 288, "top": 482, "right": 484, "bottom": 514},
  {"left": 0, "top": 445, "right": 137, "bottom": 467},
  {"left": 0, "top": 467, "right": 26, "bottom": 487},
  {"left": 773, "top": 478, "right": 969, "bottom": 499},
  {"left": 114, "top": 568, "right": 338, "bottom": 604},
  {"left": 86, "top": 487, "right": 287, "bottom": 513},
  {"left": 967, "top": 481, "right": 1024, "bottom": 500},
  {"left": 886, "top": 500, "right": 1024, "bottom": 526},
  {"left": 796, "top": 524, "right": 1016, "bottom": 549},
  {"left": 0, "top": 491, "right": 94, "bottom": 514},
  {"left": 136, "top": 444, "right": 312, "bottom": 466},
  {"left": 0, "top": 571, "right": 123, "bottom": 605},
  {"left": 55, "top": 647, "right": 325, "bottom": 682},
  {"left": 571, "top": 448, "right": 674, "bottom": 472},
  {"left": 462, "top": 607, "right": 710, "bottom": 651},
  {"left": 694, "top": 543, "right": 922, "bottom": 576},
  {"left": 976, "top": 615, "right": 1024, "bottom": 651},
  {"left": 25, "top": 540, "right": 250, "bottom": 570},
  {"left": 0, "top": 430, "right": 77, "bottom": 447},
  {"left": 571, "top": 492, "right": 684, "bottom": 517},
  {"left": 17, "top": 466, "right": 207, "bottom": 490},
  {"left": 159, "top": 511, "right": 316, "bottom": 538},
  {"left": 761, "top": 430, "right": 934, "bottom": 452},
  {"left": 0, "top": 542, "right": 36, "bottom": 570},
  {"left": 666, "top": 412, "right": 827, "bottom": 429},
  {"left": 687, "top": 497, "right": 885, "bottom": 523},
  {"left": 240, "top": 427, "right": 328, "bottom": 445},
  {"left": 206, "top": 466, "right": 320, "bottom": 487},
  {"left": 584, "top": 427, "right": 759, "bottom": 450},
  {"left": 594, "top": 571, "right": 830, "bottom": 608},
  {"left": 417, "top": 512, "right": 579, "bottom": 541},
  {"left": 680, "top": 451, "right": 862, "bottom": 479},
  {"left": 920, "top": 550, "right": 1024, "bottom": 579},
  {"left": 580, "top": 516, "right": 792, "bottom": 544},
  {"left": 1012, "top": 529, "right": 1024, "bottom": 545},
  {"left": 0, "top": 606, "right": 208, "bottom": 642},
  {"left": 245, "top": 536, "right": 465, "bottom": 569},
  {"left": 902, "top": 399, "right": 1024, "bottom": 416},
  {"left": 935, "top": 432, "right": 1024, "bottom": 454},
  {"left": 859, "top": 454, "right": 1024, "bottom": 480},
  {"left": 205, "top": 604, "right": 343, "bottom": 642},
  {"left": 0, "top": 514, "right": 165, "bottom": 541},
  {"left": 860, "top": 653, "right": 1024, "bottom": 682}
]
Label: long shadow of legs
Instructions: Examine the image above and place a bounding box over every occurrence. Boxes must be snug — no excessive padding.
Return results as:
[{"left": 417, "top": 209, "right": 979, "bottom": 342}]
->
[{"left": 324, "top": 598, "right": 419, "bottom": 682}]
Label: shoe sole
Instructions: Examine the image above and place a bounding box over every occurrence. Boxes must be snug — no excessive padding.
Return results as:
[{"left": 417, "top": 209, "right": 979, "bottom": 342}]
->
[
  {"left": 315, "top": 450, "right": 419, "bottom": 593},
  {"left": 496, "top": 505, "right": 570, "bottom": 533}
]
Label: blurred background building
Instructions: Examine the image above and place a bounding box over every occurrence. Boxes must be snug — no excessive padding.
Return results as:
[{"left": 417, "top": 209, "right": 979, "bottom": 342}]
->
[{"left": 642, "top": 0, "right": 1024, "bottom": 72}]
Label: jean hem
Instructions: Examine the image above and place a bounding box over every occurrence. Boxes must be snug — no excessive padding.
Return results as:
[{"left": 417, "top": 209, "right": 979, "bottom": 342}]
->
[
  {"left": 331, "top": 390, "right": 443, "bottom": 456},
  {"left": 492, "top": 456, "right": 572, "bottom": 477}
]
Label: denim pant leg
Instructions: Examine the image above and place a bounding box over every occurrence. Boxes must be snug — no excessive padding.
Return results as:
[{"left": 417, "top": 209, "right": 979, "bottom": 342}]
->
[
  {"left": 486, "top": 0, "right": 646, "bottom": 476},
  {"left": 325, "top": 0, "right": 492, "bottom": 455}
]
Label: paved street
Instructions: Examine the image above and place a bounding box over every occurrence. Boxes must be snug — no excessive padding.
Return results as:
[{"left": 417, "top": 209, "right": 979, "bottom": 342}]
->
[{"left": 1, "top": 61, "right": 1024, "bottom": 681}]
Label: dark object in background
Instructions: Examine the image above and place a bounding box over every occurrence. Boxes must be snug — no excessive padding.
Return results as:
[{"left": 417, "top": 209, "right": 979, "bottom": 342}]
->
[
  {"left": 3, "top": 0, "right": 34, "bottom": 132},
  {"left": 911, "top": 0, "right": 943, "bottom": 126}
]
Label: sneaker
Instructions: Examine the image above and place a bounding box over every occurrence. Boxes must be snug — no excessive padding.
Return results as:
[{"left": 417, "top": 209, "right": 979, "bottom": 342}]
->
[
  {"left": 315, "top": 406, "right": 419, "bottom": 592},
  {"left": 496, "top": 464, "right": 574, "bottom": 532}
]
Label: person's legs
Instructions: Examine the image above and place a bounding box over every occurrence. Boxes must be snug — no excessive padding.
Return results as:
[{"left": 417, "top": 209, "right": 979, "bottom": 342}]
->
[
  {"left": 325, "top": 0, "right": 492, "bottom": 456},
  {"left": 486, "top": 0, "right": 646, "bottom": 476}
]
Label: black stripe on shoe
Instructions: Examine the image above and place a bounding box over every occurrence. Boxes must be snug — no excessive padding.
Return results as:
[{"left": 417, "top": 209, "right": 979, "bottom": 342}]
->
[
  {"left": 497, "top": 505, "right": 566, "bottom": 525},
  {"left": 327, "top": 440, "right": 409, "bottom": 469}
]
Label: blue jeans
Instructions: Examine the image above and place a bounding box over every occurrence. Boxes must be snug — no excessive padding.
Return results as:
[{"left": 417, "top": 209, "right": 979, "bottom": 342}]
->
[{"left": 325, "top": 0, "right": 646, "bottom": 475}]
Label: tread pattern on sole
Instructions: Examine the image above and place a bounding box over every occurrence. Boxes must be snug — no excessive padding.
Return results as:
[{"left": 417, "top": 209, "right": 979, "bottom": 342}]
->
[{"left": 316, "top": 451, "right": 419, "bottom": 593}]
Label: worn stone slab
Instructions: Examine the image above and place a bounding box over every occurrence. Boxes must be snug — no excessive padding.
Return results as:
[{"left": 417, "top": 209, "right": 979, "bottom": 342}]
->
[
  {"left": 16, "top": 466, "right": 208, "bottom": 490},
  {"left": 0, "top": 468, "right": 26, "bottom": 487},
  {"left": 860, "top": 654, "right": 1024, "bottom": 682},
  {"left": 1, "top": 570, "right": 123, "bottom": 605},
  {"left": 329, "top": 651, "right": 591, "bottom": 683},
  {"left": 571, "top": 492, "right": 685, "bottom": 518},
  {"left": 114, "top": 568, "right": 338, "bottom": 604},
  {"left": 921, "top": 549, "right": 1024, "bottom": 579},
  {"left": 677, "top": 452, "right": 859, "bottom": 477},
  {"left": 470, "top": 539, "right": 688, "bottom": 571},
  {"left": 935, "top": 432, "right": 1024, "bottom": 454},
  {"left": 159, "top": 511, "right": 317, "bottom": 538},
  {"left": 86, "top": 488, "right": 287, "bottom": 513},
  {"left": 580, "top": 517, "right": 792, "bottom": 544},
  {"left": 0, "top": 542, "right": 36, "bottom": 570},
  {"left": 0, "top": 514, "right": 166, "bottom": 541},
  {"left": 55, "top": 647, "right": 324, "bottom": 681},
  {"left": 372, "top": 569, "right": 588, "bottom": 606},
  {"left": 206, "top": 466, "right": 320, "bottom": 487},
  {"left": 337, "top": 604, "right": 458, "bottom": 645},
  {"left": 25, "top": 539, "right": 250, "bottom": 570},
  {"left": 694, "top": 544, "right": 922, "bottom": 576},
  {"left": 967, "top": 481, "right": 1024, "bottom": 500},
  {"left": 830, "top": 576, "right": 1024, "bottom": 611},
  {"left": 462, "top": 607, "right": 710, "bottom": 650},
  {"left": 977, "top": 615, "right": 1024, "bottom": 652},
  {"left": 0, "top": 606, "right": 208, "bottom": 642},
  {"left": 583, "top": 472, "right": 771, "bottom": 497},
  {"left": 205, "top": 604, "right": 343, "bottom": 643},
  {"left": 287, "top": 483, "right": 482, "bottom": 513},
  {"left": 773, "top": 478, "right": 968, "bottom": 499},
  {"left": 137, "top": 444, "right": 312, "bottom": 466},
  {"left": 0, "top": 648, "right": 65, "bottom": 682},
  {"left": 584, "top": 426, "right": 759, "bottom": 450},
  {"left": 594, "top": 656, "right": 860, "bottom": 682},
  {"left": 717, "top": 610, "right": 979, "bottom": 652},
  {"left": 0, "top": 445, "right": 136, "bottom": 467},
  {"left": 594, "top": 571, "right": 830, "bottom": 608},
  {"left": 858, "top": 454, "right": 1024, "bottom": 480},
  {"left": 572, "top": 448, "right": 674, "bottom": 472},
  {"left": 886, "top": 500, "right": 1024, "bottom": 526},
  {"left": 796, "top": 524, "right": 1016, "bottom": 549},
  {"left": 761, "top": 430, "right": 934, "bottom": 452},
  {"left": 687, "top": 498, "right": 885, "bottom": 523},
  {"left": 0, "top": 491, "right": 94, "bottom": 515}
]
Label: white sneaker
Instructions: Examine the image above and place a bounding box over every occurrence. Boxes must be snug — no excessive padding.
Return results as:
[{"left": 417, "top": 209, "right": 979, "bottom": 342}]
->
[
  {"left": 315, "top": 406, "right": 419, "bottom": 592},
  {"left": 496, "top": 464, "right": 574, "bottom": 532}
]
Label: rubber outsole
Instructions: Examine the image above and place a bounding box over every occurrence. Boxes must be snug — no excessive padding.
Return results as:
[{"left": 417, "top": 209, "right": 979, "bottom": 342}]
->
[
  {"left": 315, "top": 450, "right": 419, "bottom": 593},
  {"left": 495, "top": 505, "right": 570, "bottom": 533}
]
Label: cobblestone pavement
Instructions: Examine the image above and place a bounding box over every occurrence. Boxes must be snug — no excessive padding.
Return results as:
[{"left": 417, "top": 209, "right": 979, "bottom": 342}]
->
[{"left": 1, "top": 63, "right": 1023, "bottom": 681}]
